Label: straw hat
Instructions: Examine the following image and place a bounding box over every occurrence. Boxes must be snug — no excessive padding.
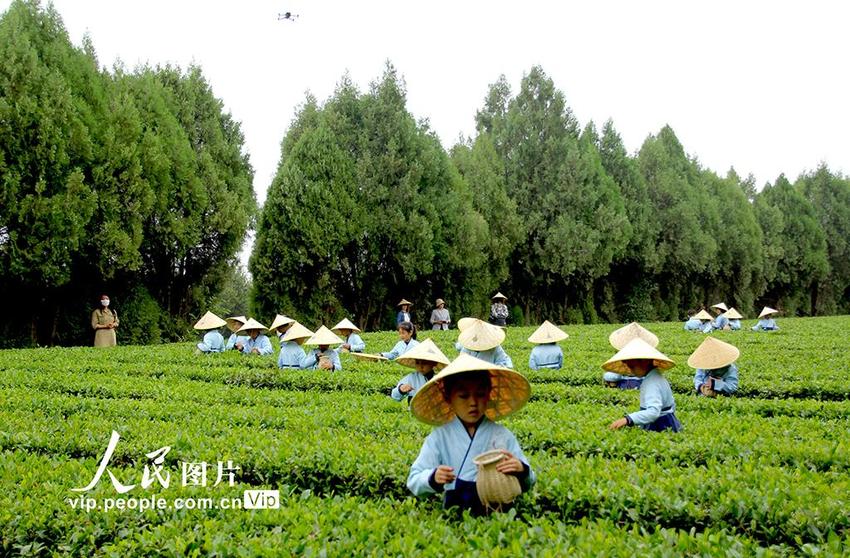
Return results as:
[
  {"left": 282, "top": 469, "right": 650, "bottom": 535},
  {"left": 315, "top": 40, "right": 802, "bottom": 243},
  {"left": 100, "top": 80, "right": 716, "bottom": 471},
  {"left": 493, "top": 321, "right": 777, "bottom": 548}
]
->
[
  {"left": 410, "top": 353, "right": 531, "bottom": 426},
  {"left": 687, "top": 337, "right": 740, "bottom": 370},
  {"left": 528, "top": 320, "right": 568, "bottom": 344},
  {"left": 305, "top": 325, "right": 344, "bottom": 346},
  {"left": 269, "top": 314, "right": 295, "bottom": 332},
  {"left": 193, "top": 311, "right": 227, "bottom": 330},
  {"left": 457, "top": 317, "right": 476, "bottom": 332},
  {"left": 693, "top": 309, "right": 713, "bottom": 321},
  {"left": 225, "top": 315, "right": 247, "bottom": 333},
  {"left": 458, "top": 319, "right": 505, "bottom": 351},
  {"left": 435, "top": 298, "right": 445, "bottom": 307},
  {"left": 711, "top": 302, "right": 729, "bottom": 312},
  {"left": 602, "top": 338, "right": 674, "bottom": 375},
  {"left": 396, "top": 338, "right": 451, "bottom": 370},
  {"left": 282, "top": 322, "right": 314, "bottom": 343},
  {"left": 236, "top": 318, "right": 268, "bottom": 333},
  {"left": 397, "top": 299, "right": 413, "bottom": 307},
  {"left": 608, "top": 322, "right": 659, "bottom": 350},
  {"left": 331, "top": 318, "right": 361, "bottom": 334},
  {"left": 724, "top": 308, "right": 743, "bottom": 320},
  {"left": 491, "top": 292, "right": 508, "bottom": 301},
  {"left": 758, "top": 306, "right": 779, "bottom": 319}
]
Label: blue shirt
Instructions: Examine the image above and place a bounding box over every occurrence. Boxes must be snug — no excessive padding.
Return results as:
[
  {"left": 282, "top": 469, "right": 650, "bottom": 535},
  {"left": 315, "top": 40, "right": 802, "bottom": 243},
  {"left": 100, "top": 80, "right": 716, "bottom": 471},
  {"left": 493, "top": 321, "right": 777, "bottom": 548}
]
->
[
  {"left": 381, "top": 339, "right": 419, "bottom": 360},
  {"left": 197, "top": 331, "right": 225, "bottom": 353},
  {"left": 459, "top": 345, "right": 513, "bottom": 368},
  {"left": 302, "top": 348, "right": 342, "bottom": 370},
  {"left": 407, "top": 416, "right": 535, "bottom": 497},
  {"left": 627, "top": 369, "right": 677, "bottom": 426},
  {"left": 391, "top": 370, "right": 434, "bottom": 401},
  {"left": 752, "top": 319, "right": 779, "bottom": 331},
  {"left": 241, "top": 334, "right": 273, "bottom": 355},
  {"left": 277, "top": 340, "right": 307, "bottom": 368},
  {"left": 694, "top": 363, "right": 739, "bottom": 395},
  {"left": 712, "top": 315, "right": 729, "bottom": 330},
  {"left": 345, "top": 332, "right": 365, "bottom": 353},
  {"left": 683, "top": 318, "right": 702, "bottom": 331},
  {"left": 225, "top": 333, "right": 250, "bottom": 350},
  {"left": 528, "top": 344, "right": 563, "bottom": 370},
  {"left": 397, "top": 311, "right": 411, "bottom": 325},
  {"left": 728, "top": 319, "right": 741, "bottom": 330}
]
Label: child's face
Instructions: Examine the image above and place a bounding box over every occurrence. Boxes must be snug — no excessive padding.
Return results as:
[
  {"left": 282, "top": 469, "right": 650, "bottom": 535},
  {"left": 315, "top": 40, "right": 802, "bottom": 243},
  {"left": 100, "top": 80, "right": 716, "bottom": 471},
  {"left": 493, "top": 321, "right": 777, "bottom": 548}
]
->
[
  {"left": 414, "top": 360, "right": 435, "bottom": 374},
  {"left": 623, "top": 359, "right": 653, "bottom": 377},
  {"left": 398, "top": 328, "right": 412, "bottom": 342},
  {"left": 318, "top": 344, "right": 329, "bottom": 351},
  {"left": 339, "top": 329, "right": 351, "bottom": 337},
  {"left": 447, "top": 379, "right": 491, "bottom": 425},
  {"left": 294, "top": 337, "right": 306, "bottom": 346}
]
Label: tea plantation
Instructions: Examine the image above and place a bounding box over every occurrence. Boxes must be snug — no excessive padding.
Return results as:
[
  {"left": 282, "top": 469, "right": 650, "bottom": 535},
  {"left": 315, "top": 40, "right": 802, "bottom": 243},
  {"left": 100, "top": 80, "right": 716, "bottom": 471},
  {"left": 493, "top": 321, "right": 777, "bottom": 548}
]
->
[{"left": 1, "top": 317, "right": 849, "bottom": 556}]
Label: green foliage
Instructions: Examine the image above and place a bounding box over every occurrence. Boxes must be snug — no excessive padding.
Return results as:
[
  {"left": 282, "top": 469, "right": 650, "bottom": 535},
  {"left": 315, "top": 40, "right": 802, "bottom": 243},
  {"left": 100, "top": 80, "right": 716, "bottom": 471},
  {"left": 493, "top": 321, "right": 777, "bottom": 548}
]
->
[
  {"left": 118, "top": 285, "right": 163, "bottom": 345},
  {"left": 0, "top": 317, "right": 849, "bottom": 554},
  {"left": 0, "top": 1, "right": 255, "bottom": 346}
]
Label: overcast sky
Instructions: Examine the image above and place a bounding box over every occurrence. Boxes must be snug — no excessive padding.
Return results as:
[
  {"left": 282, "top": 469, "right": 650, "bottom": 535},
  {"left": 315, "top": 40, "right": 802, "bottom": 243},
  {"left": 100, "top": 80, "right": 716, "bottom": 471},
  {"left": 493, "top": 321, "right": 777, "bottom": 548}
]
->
[{"left": 4, "top": 1, "right": 849, "bottom": 263}]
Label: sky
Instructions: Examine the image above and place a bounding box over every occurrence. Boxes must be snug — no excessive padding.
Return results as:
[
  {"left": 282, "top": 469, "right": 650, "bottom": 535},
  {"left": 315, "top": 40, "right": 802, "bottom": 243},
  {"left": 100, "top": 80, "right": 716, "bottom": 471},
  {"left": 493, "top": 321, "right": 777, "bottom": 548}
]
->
[{"left": 3, "top": 0, "right": 849, "bottom": 263}]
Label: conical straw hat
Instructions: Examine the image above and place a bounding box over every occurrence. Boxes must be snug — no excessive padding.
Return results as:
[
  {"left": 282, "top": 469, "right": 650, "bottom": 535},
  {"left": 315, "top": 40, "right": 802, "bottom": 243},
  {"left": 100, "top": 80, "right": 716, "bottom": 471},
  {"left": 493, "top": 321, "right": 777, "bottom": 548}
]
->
[
  {"left": 305, "top": 325, "right": 344, "bottom": 346},
  {"left": 410, "top": 353, "right": 531, "bottom": 426},
  {"left": 269, "top": 314, "right": 295, "bottom": 332},
  {"left": 687, "top": 337, "right": 740, "bottom": 369},
  {"left": 282, "top": 322, "right": 314, "bottom": 343},
  {"left": 602, "top": 338, "right": 675, "bottom": 375},
  {"left": 331, "top": 318, "right": 361, "bottom": 334},
  {"left": 396, "top": 338, "right": 451, "bottom": 370},
  {"left": 724, "top": 308, "right": 743, "bottom": 320},
  {"left": 458, "top": 319, "right": 505, "bottom": 351},
  {"left": 608, "top": 322, "right": 659, "bottom": 350},
  {"left": 758, "top": 306, "right": 779, "bottom": 319},
  {"left": 236, "top": 318, "right": 268, "bottom": 333},
  {"left": 397, "top": 299, "right": 413, "bottom": 307},
  {"left": 194, "top": 311, "right": 227, "bottom": 330},
  {"left": 491, "top": 292, "right": 508, "bottom": 301},
  {"left": 528, "top": 320, "right": 568, "bottom": 344},
  {"left": 711, "top": 302, "right": 729, "bottom": 312},
  {"left": 225, "top": 315, "right": 247, "bottom": 333},
  {"left": 457, "top": 317, "right": 476, "bottom": 332},
  {"left": 693, "top": 309, "right": 713, "bottom": 321}
]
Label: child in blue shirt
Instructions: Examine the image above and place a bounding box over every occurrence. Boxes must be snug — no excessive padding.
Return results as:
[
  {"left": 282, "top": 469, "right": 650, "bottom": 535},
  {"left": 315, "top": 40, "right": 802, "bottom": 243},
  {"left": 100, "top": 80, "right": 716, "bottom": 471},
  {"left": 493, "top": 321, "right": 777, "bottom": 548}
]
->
[
  {"left": 688, "top": 337, "right": 741, "bottom": 396},
  {"left": 381, "top": 322, "right": 420, "bottom": 360},
  {"left": 527, "top": 320, "right": 567, "bottom": 370},
  {"left": 407, "top": 354, "right": 535, "bottom": 516},
  {"left": 391, "top": 338, "right": 449, "bottom": 403}
]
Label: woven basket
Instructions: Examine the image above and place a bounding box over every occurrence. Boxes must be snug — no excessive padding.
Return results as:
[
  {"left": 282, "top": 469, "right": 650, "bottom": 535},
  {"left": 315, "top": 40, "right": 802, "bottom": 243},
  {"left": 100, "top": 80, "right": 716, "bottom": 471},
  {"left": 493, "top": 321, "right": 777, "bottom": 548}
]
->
[
  {"left": 318, "top": 355, "right": 333, "bottom": 370},
  {"left": 473, "top": 450, "right": 521, "bottom": 511}
]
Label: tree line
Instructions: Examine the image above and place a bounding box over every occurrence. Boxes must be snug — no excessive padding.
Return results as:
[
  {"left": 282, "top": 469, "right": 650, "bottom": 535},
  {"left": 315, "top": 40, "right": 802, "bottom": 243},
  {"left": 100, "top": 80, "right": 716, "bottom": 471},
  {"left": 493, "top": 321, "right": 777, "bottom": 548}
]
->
[
  {"left": 252, "top": 65, "right": 850, "bottom": 330},
  {"left": 0, "top": 1, "right": 256, "bottom": 346}
]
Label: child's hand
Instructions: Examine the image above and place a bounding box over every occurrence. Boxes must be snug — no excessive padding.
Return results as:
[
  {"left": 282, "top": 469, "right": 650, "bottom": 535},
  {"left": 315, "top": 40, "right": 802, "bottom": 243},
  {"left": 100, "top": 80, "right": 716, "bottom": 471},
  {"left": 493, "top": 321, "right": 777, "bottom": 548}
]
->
[
  {"left": 399, "top": 383, "right": 413, "bottom": 394},
  {"left": 495, "top": 451, "right": 524, "bottom": 474},
  {"left": 434, "top": 465, "right": 456, "bottom": 485},
  {"left": 609, "top": 417, "right": 628, "bottom": 430}
]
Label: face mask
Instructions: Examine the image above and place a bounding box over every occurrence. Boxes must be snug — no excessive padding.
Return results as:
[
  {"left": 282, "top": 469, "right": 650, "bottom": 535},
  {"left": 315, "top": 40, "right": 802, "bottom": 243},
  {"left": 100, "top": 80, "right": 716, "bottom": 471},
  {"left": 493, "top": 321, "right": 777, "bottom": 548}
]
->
[{"left": 101, "top": 299, "right": 110, "bottom": 307}]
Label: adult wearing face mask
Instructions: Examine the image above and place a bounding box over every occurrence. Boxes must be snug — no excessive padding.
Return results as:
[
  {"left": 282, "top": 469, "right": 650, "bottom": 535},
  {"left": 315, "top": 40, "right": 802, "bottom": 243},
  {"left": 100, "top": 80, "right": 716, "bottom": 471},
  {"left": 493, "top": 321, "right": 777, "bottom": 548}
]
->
[{"left": 92, "top": 294, "right": 119, "bottom": 347}]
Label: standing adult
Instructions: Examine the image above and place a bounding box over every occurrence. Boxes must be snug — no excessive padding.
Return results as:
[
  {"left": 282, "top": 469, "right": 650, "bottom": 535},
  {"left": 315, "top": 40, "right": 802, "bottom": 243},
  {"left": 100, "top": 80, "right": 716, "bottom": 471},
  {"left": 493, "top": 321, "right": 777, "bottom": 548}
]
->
[
  {"left": 489, "top": 292, "right": 509, "bottom": 327},
  {"left": 397, "top": 299, "right": 413, "bottom": 325},
  {"left": 91, "top": 294, "right": 119, "bottom": 347},
  {"left": 430, "top": 298, "right": 451, "bottom": 330}
]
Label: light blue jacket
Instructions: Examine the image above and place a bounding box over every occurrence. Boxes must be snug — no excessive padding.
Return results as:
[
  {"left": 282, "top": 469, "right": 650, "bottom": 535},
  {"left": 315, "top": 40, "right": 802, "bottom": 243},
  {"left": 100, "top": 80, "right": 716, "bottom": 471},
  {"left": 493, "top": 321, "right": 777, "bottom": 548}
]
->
[
  {"left": 712, "top": 315, "right": 729, "bottom": 330},
  {"left": 458, "top": 345, "right": 513, "bottom": 368},
  {"left": 603, "top": 372, "right": 644, "bottom": 385},
  {"left": 528, "top": 343, "right": 563, "bottom": 370},
  {"left": 302, "top": 348, "right": 342, "bottom": 370},
  {"left": 197, "top": 331, "right": 225, "bottom": 353},
  {"left": 381, "top": 339, "right": 420, "bottom": 360},
  {"left": 728, "top": 319, "right": 741, "bottom": 330},
  {"left": 391, "top": 370, "right": 434, "bottom": 401},
  {"left": 345, "top": 332, "right": 365, "bottom": 353},
  {"left": 694, "top": 363, "right": 739, "bottom": 395},
  {"left": 627, "top": 369, "right": 677, "bottom": 426},
  {"left": 407, "top": 416, "right": 535, "bottom": 497},
  {"left": 241, "top": 334, "right": 274, "bottom": 355},
  {"left": 752, "top": 319, "right": 779, "bottom": 331},
  {"left": 225, "top": 333, "right": 250, "bottom": 350},
  {"left": 683, "top": 318, "right": 702, "bottom": 331},
  {"left": 397, "top": 311, "right": 411, "bottom": 325},
  {"left": 277, "top": 341, "right": 307, "bottom": 369}
]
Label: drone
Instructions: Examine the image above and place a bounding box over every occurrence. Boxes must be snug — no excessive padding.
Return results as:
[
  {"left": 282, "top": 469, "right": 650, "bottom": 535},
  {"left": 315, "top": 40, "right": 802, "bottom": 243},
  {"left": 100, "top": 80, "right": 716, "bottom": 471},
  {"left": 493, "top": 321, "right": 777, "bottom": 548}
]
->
[{"left": 277, "top": 11, "right": 299, "bottom": 22}]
